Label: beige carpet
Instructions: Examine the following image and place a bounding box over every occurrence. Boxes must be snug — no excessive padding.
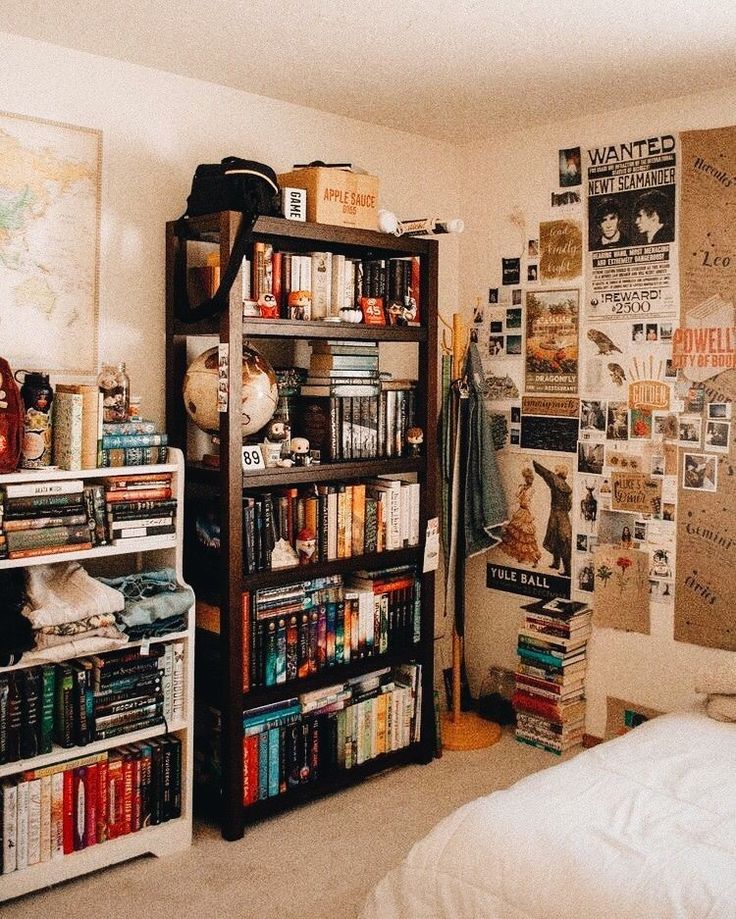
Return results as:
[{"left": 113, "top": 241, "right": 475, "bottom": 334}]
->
[{"left": 4, "top": 728, "right": 564, "bottom": 919}]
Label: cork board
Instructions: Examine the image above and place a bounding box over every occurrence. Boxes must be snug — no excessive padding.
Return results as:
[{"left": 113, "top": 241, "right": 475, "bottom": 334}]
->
[
  {"left": 675, "top": 126, "right": 736, "bottom": 649},
  {"left": 592, "top": 545, "right": 650, "bottom": 634}
]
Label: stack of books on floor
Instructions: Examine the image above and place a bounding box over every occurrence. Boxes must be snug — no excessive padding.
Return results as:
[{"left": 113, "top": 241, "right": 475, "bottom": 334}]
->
[
  {"left": 103, "top": 471, "right": 176, "bottom": 544},
  {"left": 99, "top": 418, "right": 168, "bottom": 467},
  {"left": 513, "top": 597, "right": 592, "bottom": 755},
  {"left": 0, "top": 479, "right": 95, "bottom": 560}
]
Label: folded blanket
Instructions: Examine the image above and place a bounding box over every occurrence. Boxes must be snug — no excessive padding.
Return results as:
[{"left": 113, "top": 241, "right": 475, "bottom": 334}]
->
[
  {"left": 33, "top": 624, "right": 124, "bottom": 650},
  {"left": 23, "top": 561, "right": 125, "bottom": 628}
]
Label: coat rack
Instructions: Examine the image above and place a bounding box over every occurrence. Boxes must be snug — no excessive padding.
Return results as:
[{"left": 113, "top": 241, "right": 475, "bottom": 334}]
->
[{"left": 440, "top": 313, "right": 501, "bottom": 751}]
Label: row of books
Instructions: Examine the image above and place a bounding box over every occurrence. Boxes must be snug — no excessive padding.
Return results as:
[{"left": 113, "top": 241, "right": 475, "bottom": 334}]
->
[
  {"left": 0, "top": 737, "right": 182, "bottom": 874},
  {"left": 242, "top": 663, "right": 421, "bottom": 806},
  {"left": 244, "top": 567, "right": 421, "bottom": 691},
  {"left": 513, "top": 597, "right": 592, "bottom": 755},
  {"left": 0, "top": 643, "right": 185, "bottom": 765},
  {"left": 0, "top": 471, "right": 176, "bottom": 559},
  {"left": 294, "top": 381, "right": 417, "bottom": 462},
  {"left": 245, "top": 246, "right": 421, "bottom": 324}
]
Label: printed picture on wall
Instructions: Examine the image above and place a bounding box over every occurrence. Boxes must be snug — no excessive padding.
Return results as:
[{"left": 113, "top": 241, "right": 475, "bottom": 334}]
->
[
  {"left": 559, "top": 147, "right": 582, "bottom": 187},
  {"left": 683, "top": 452, "right": 717, "bottom": 492},
  {"left": 592, "top": 545, "right": 651, "bottom": 634},
  {"left": 525, "top": 289, "right": 579, "bottom": 394},
  {"left": 486, "top": 450, "right": 574, "bottom": 600}
]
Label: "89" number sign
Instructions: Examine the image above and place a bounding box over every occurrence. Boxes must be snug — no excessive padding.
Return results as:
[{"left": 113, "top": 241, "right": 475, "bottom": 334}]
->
[{"left": 241, "top": 445, "right": 265, "bottom": 471}]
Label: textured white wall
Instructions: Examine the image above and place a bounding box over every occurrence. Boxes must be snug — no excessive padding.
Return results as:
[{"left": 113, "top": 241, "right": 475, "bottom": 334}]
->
[{"left": 0, "top": 30, "right": 460, "bottom": 423}]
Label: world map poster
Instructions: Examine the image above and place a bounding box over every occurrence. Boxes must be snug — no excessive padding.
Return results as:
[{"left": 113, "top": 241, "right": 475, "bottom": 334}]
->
[{"left": 0, "top": 111, "right": 101, "bottom": 374}]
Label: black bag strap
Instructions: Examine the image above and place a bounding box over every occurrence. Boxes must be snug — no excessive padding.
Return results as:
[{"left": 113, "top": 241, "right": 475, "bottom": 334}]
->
[{"left": 173, "top": 211, "right": 257, "bottom": 323}]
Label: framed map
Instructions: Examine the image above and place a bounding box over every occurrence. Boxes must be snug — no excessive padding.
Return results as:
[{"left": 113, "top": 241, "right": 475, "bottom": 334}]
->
[{"left": 0, "top": 111, "right": 101, "bottom": 374}]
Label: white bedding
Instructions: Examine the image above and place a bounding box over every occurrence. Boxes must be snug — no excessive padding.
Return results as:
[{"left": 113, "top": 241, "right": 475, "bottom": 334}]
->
[{"left": 361, "top": 712, "right": 736, "bottom": 919}]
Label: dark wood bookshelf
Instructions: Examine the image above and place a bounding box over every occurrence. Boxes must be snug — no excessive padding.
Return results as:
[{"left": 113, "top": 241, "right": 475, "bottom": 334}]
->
[{"left": 166, "top": 211, "right": 438, "bottom": 841}]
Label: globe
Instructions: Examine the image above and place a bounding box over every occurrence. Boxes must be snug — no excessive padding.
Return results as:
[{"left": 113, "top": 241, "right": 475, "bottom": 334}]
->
[{"left": 182, "top": 343, "right": 278, "bottom": 437}]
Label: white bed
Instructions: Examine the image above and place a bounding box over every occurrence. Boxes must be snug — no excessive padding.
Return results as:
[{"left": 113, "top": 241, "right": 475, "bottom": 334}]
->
[{"left": 361, "top": 712, "right": 736, "bottom": 919}]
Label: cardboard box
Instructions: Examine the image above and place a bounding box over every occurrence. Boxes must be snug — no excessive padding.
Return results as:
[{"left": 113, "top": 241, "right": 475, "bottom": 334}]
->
[{"left": 277, "top": 167, "right": 379, "bottom": 231}]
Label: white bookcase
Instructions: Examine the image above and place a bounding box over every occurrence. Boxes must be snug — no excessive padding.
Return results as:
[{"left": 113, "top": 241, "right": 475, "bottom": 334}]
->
[{"left": 0, "top": 448, "right": 193, "bottom": 902}]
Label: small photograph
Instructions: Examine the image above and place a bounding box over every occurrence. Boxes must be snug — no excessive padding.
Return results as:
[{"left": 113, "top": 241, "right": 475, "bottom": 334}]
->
[
  {"left": 488, "top": 288, "right": 499, "bottom": 304},
  {"left": 575, "top": 557, "right": 595, "bottom": 593},
  {"left": 473, "top": 303, "right": 485, "bottom": 324},
  {"left": 600, "top": 476, "right": 612, "bottom": 495},
  {"left": 510, "top": 428, "right": 520, "bottom": 445},
  {"left": 684, "top": 383, "right": 706, "bottom": 414},
  {"left": 665, "top": 358, "right": 676, "bottom": 379},
  {"left": 510, "top": 405, "right": 521, "bottom": 424},
  {"left": 527, "top": 264, "right": 538, "bottom": 282},
  {"left": 580, "top": 399, "right": 606, "bottom": 432},
  {"left": 528, "top": 239, "right": 539, "bottom": 258},
  {"left": 597, "top": 508, "right": 637, "bottom": 546},
  {"left": 506, "top": 334, "right": 522, "bottom": 355},
  {"left": 645, "top": 323, "right": 658, "bottom": 342},
  {"left": 650, "top": 454, "right": 665, "bottom": 476},
  {"left": 490, "top": 320, "right": 503, "bottom": 333},
  {"left": 576, "top": 534, "right": 589, "bottom": 552},
  {"left": 650, "top": 546, "right": 672, "bottom": 579},
  {"left": 708, "top": 402, "right": 732, "bottom": 420},
  {"left": 505, "top": 307, "right": 522, "bottom": 328},
  {"left": 502, "top": 258, "right": 521, "bottom": 286},
  {"left": 578, "top": 442, "right": 604, "bottom": 475},
  {"left": 705, "top": 419, "right": 730, "bottom": 451},
  {"left": 659, "top": 322, "right": 673, "bottom": 341},
  {"left": 653, "top": 412, "right": 679, "bottom": 440},
  {"left": 683, "top": 452, "right": 717, "bottom": 492},
  {"left": 634, "top": 521, "right": 647, "bottom": 543},
  {"left": 662, "top": 502, "right": 676, "bottom": 522},
  {"left": 678, "top": 415, "right": 702, "bottom": 446},
  {"left": 606, "top": 401, "right": 629, "bottom": 440},
  {"left": 632, "top": 323, "right": 644, "bottom": 342},
  {"left": 630, "top": 407, "right": 653, "bottom": 439},
  {"left": 512, "top": 288, "right": 522, "bottom": 306},
  {"left": 489, "top": 335, "right": 504, "bottom": 356},
  {"left": 559, "top": 146, "right": 582, "bottom": 187}
]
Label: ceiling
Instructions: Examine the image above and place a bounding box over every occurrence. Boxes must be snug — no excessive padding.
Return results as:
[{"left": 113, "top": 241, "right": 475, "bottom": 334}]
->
[{"left": 3, "top": 1, "right": 736, "bottom": 143}]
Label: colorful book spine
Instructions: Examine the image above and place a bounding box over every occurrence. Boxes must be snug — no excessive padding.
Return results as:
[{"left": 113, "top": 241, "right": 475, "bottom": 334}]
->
[{"left": 101, "top": 432, "right": 168, "bottom": 449}]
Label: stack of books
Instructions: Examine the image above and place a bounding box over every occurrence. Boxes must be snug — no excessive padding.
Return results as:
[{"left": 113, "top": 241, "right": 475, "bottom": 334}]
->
[
  {"left": 513, "top": 597, "right": 592, "bottom": 755},
  {"left": 0, "top": 479, "right": 95, "bottom": 560},
  {"left": 102, "top": 471, "right": 176, "bottom": 544},
  {"left": 294, "top": 343, "right": 417, "bottom": 463},
  {"left": 99, "top": 418, "right": 168, "bottom": 467},
  {"left": 241, "top": 662, "right": 421, "bottom": 806}
]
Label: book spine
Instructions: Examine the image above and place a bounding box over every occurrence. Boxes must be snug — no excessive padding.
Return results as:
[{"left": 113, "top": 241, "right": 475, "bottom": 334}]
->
[
  {"left": 2, "top": 479, "right": 84, "bottom": 499},
  {"left": 1, "top": 782, "right": 17, "bottom": 873},
  {"left": 100, "top": 445, "right": 169, "bottom": 467},
  {"left": 101, "top": 433, "right": 168, "bottom": 449},
  {"left": 52, "top": 391, "right": 84, "bottom": 471}
]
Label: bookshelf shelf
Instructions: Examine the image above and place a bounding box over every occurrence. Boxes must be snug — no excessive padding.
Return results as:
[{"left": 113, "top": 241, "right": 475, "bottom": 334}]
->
[
  {"left": 0, "top": 450, "right": 194, "bottom": 900},
  {"left": 166, "top": 212, "right": 437, "bottom": 841}
]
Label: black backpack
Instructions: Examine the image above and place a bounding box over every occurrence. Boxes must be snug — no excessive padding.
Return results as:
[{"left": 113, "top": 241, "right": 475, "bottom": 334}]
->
[{"left": 174, "top": 158, "right": 282, "bottom": 323}]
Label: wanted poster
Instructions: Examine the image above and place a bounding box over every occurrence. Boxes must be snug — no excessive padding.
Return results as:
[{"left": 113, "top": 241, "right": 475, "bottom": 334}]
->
[{"left": 585, "top": 133, "right": 678, "bottom": 323}]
